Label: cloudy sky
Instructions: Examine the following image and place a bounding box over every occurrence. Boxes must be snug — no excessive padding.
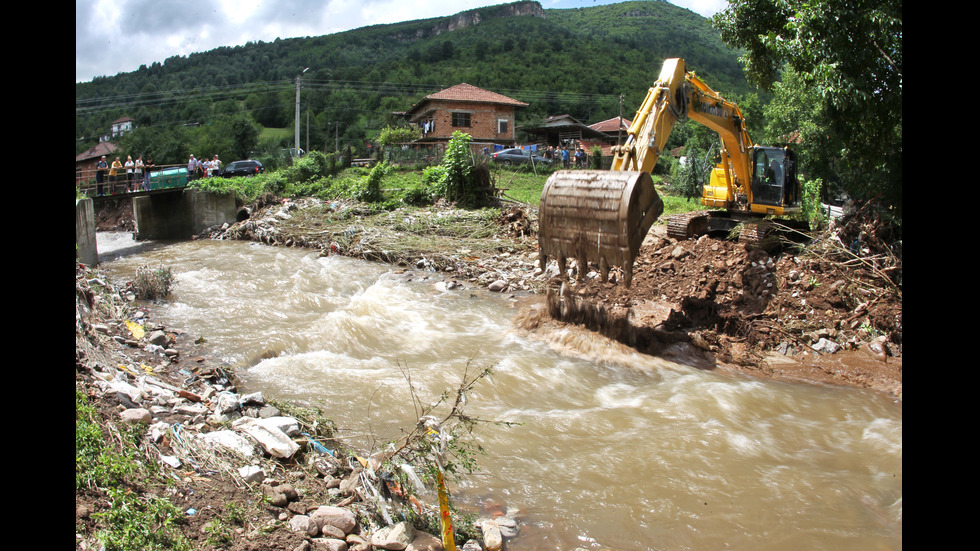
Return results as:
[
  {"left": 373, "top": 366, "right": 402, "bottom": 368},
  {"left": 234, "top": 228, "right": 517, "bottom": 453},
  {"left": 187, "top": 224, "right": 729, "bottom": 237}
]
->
[{"left": 76, "top": 0, "right": 729, "bottom": 83}]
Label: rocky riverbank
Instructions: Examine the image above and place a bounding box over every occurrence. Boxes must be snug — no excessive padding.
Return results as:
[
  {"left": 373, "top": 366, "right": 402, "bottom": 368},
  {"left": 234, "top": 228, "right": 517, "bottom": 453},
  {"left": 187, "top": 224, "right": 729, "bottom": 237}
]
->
[{"left": 76, "top": 263, "right": 520, "bottom": 551}]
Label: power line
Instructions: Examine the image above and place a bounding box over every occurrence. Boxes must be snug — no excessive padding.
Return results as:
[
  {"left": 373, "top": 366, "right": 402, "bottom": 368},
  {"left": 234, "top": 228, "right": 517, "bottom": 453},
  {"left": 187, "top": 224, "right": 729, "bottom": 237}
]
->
[
  {"left": 76, "top": 78, "right": 618, "bottom": 115},
  {"left": 76, "top": 77, "right": 621, "bottom": 145},
  {"left": 75, "top": 80, "right": 293, "bottom": 114}
]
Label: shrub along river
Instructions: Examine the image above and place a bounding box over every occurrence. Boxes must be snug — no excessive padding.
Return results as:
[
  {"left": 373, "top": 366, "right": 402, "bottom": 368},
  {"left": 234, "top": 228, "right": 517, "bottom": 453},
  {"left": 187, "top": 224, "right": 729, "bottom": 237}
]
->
[{"left": 99, "top": 233, "right": 902, "bottom": 551}]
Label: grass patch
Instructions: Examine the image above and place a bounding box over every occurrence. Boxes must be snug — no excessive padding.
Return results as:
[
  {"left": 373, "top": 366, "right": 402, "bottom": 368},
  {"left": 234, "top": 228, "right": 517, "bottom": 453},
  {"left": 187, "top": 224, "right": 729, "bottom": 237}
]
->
[
  {"left": 483, "top": 167, "right": 706, "bottom": 223},
  {"left": 202, "top": 503, "right": 248, "bottom": 548},
  {"left": 659, "top": 192, "right": 707, "bottom": 222},
  {"left": 259, "top": 126, "right": 291, "bottom": 142},
  {"left": 492, "top": 167, "right": 551, "bottom": 206},
  {"left": 76, "top": 390, "right": 192, "bottom": 551}
]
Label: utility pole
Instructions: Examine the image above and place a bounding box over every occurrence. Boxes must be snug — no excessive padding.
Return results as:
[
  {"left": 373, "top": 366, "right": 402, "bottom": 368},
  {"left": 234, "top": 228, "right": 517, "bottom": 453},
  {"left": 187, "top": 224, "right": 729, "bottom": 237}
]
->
[
  {"left": 295, "top": 68, "right": 309, "bottom": 158},
  {"left": 618, "top": 94, "right": 624, "bottom": 145}
]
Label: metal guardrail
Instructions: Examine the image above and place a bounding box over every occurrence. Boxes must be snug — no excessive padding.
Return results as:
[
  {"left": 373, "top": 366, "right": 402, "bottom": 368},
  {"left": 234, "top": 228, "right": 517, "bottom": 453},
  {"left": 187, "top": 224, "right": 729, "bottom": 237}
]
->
[{"left": 76, "top": 164, "right": 204, "bottom": 198}]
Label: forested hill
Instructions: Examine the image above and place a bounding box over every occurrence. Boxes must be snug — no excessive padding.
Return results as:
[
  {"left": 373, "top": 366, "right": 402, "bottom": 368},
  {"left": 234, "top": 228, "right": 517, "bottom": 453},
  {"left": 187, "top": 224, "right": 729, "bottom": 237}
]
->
[{"left": 75, "top": 0, "right": 748, "bottom": 154}]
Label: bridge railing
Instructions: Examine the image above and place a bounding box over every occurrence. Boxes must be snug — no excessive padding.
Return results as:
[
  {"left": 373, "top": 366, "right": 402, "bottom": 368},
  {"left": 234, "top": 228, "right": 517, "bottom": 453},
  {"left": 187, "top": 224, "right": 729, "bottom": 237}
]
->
[{"left": 76, "top": 164, "right": 204, "bottom": 198}]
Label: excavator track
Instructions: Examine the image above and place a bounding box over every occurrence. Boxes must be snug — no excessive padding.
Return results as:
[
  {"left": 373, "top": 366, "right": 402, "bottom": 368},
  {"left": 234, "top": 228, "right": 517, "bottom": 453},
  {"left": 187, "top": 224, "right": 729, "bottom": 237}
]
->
[
  {"left": 666, "top": 211, "right": 710, "bottom": 240},
  {"left": 738, "top": 219, "right": 774, "bottom": 242},
  {"left": 667, "top": 212, "right": 783, "bottom": 252},
  {"left": 738, "top": 219, "right": 785, "bottom": 253}
]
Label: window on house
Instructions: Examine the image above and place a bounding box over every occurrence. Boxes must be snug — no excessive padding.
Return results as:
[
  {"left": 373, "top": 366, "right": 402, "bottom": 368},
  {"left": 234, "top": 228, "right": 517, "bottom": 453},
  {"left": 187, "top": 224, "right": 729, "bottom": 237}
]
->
[
  {"left": 452, "top": 112, "right": 471, "bottom": 127},
  {"left": 498, "top": 119, "right": 509, "bottom": 134}
]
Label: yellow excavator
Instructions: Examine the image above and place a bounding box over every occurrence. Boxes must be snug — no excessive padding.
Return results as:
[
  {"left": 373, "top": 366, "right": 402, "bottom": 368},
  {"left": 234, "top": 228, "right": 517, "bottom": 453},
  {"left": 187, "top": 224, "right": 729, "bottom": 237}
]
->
[{"left": 538, "top": 58, "right": 801, "bottom": 286}]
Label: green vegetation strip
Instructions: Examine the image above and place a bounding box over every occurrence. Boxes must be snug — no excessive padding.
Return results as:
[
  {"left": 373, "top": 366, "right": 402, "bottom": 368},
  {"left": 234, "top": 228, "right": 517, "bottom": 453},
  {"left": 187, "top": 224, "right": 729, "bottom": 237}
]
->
[{"left": 76, "top": 390, "right": 192, "bottom": 551}]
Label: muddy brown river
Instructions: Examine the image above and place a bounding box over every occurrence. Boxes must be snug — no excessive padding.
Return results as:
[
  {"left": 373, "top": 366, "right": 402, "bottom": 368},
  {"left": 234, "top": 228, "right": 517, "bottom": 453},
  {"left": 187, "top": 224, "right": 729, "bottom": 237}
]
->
[{"left": 99, "top": 233, "right": 902, "bottom": 550}]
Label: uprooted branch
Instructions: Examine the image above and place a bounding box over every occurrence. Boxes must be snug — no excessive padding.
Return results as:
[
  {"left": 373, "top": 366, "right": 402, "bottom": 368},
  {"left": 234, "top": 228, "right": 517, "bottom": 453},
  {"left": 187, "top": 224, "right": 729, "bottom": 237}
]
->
[
  {"left": 346, "top": 360, "right": 519, "bottom": 542},
  {"left": 770, "top": 206, "right": 902, "bottom": 294},
  {"left": 385, "top": 360, "right": 496, "bottom": 473}
]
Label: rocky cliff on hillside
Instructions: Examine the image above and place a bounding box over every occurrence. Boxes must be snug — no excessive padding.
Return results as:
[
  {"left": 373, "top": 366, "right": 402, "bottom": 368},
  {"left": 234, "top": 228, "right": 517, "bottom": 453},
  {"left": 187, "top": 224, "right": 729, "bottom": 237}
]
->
[{"left": 389, "top": 1, "right": 546, "bottom": 41}]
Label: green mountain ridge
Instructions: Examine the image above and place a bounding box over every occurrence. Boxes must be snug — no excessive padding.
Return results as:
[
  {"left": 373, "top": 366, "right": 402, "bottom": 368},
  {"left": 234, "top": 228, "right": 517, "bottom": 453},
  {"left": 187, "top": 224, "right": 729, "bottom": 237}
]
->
[{"left": 76, "top": 0, "right": 748, "bottom": 155}]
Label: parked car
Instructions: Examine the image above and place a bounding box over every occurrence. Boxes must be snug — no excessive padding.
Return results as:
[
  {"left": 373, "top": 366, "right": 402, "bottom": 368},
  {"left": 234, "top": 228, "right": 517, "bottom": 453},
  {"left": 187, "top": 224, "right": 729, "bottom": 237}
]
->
[
  {"left": 491, "top": 148, "right": 552, "bottom": 166},
  {"left": 221, "top": 159, "right": 265, "bottom": 177}
]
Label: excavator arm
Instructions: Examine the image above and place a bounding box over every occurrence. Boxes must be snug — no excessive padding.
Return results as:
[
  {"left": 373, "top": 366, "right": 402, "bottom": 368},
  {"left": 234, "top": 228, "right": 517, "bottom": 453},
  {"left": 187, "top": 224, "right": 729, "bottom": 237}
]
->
[
  {"left": 610, "top": 58, "right": 754, "bottom": 202},
  {"left": 609, "top": 58, "right": 689, "bottom": 174},
  {"left": 538, "top": 58, "right": 789, "bottom": 287}
]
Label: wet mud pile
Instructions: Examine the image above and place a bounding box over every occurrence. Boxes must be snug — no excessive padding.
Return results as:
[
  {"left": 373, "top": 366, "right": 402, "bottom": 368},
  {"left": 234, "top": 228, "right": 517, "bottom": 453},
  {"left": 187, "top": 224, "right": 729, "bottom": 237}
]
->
[{"left": 545, "top": 209, "right": 902, "bottom": 396}]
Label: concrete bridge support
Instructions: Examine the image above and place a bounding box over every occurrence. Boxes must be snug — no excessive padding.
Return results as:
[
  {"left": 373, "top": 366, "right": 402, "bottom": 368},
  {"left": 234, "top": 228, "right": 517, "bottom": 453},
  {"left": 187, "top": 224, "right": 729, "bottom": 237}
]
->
[
  {"left": 76, "top": 198, "right": 98, "bottom": 266},
  {"left": 133, "top": 190, "right": 237, "bottom": 241}
]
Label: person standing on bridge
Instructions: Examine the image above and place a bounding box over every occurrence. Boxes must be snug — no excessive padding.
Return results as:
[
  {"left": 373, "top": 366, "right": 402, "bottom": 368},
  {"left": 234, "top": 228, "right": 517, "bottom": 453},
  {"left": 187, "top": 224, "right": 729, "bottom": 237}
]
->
[
  {"left": 124, "top": 155, "right": 135, "bottom": 192},
  {"left": 95, "top": 156, "right": 108, "bottom": 196},
  {"left": 109, "top": 156, "right": 122, "bottom": 194},
  {"left": 144, "top": 156, "right": 155, "bottom": 190},
  {"left": 187, "top": 155, "right": 198, "bottom": 182},
  {"left": 196, "top": 156, "right": 208, "bottom": 180},
  {"left": 134, "top": 155, "right": 145, "bottom": 191}
]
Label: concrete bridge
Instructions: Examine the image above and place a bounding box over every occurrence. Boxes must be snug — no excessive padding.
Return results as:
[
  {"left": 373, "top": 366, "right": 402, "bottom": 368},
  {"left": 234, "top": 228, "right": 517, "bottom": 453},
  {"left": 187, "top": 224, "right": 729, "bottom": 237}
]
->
[{"left": 75, "top": 188, "right": 237, "bottom": 266}]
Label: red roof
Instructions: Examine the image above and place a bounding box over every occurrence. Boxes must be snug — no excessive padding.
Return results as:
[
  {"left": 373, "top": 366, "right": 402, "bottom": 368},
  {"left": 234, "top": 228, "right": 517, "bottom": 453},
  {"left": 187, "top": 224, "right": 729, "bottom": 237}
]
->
[
  {"left": 589, "top": 116, "right": 631, "bottom": 133},
  {"left": 75, "top": 141, "right": 118, "bottom": 162},
  {"left": 423, "top": 83, "right": 527, "bottom": 106},
  {"left": 405, "top": 83, "right": 527, "bottom": 119}
]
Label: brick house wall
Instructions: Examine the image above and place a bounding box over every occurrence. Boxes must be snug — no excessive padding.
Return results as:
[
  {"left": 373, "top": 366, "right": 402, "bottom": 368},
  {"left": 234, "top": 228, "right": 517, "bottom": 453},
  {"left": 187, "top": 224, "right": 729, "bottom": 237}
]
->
[
  {"left": 422, "top": 100, "right": 518, "bottom": 142},
  {"left": 405, "top": 83, "right": 527, "bottom": 146}
]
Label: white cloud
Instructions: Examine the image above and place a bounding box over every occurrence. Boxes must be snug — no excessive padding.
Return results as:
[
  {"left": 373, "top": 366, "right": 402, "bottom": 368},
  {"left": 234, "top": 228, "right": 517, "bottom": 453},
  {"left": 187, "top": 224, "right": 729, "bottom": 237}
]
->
[
  {"left": 76, "top": 0, "right": 729, "bottom": 82},
  {"left": 672, "top": 0, "right": 728, "bottom": 17}
]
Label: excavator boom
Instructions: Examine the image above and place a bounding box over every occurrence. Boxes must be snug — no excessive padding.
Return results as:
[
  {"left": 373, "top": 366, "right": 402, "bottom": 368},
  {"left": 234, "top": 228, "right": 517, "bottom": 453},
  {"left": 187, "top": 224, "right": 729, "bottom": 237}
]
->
[
  {"left": 610, "top": 58, "right": 690, "bottom": 174},
  {"left": 538, "top": 58, "right": 801, "bottom": 285}
]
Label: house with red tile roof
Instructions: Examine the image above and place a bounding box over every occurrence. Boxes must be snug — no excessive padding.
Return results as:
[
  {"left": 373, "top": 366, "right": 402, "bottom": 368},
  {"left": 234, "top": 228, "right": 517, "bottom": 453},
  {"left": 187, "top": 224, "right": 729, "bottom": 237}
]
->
[
  {"left": 403, "top": 83, "right": 528, "bottom": 146},
  {"left": 581, "top": 116, "right": 632, "bottom": 157},
  {"left": 75, "top": 141, "right": 119, "bottom": 185},
  {"left": 589, "top": 116, "right": 631, "bottom": 136}
]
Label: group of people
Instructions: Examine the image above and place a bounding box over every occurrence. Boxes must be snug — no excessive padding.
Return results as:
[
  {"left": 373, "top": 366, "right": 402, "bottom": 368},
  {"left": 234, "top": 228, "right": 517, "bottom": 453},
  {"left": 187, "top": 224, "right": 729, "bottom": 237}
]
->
[
  {"left": 92, "top": 152, "right": 222, "bottom": 196},
  {"left": 187, "top": 154, "right": 222, "bottom": 181},
  {"left": 94, "top": 154, "right": 155, "bottom": 196},
  {"left": 543, "top": 145, "right": 589, "bottom": 168}
]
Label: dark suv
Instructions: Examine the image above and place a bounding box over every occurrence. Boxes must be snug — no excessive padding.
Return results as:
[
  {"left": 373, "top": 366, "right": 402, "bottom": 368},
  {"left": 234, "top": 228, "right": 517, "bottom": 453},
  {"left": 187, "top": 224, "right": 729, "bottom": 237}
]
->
[{"left": 221, "top": 159, "right": 265, "bottom": 177}]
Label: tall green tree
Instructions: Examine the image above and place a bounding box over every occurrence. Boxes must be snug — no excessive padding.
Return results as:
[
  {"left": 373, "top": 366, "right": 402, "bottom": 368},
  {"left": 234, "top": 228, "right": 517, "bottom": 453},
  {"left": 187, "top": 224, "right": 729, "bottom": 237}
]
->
[
  {"left": 713, "top": 0, "right": 902, "bottom": 214},
  {"left": 762, "top": 67, "right": 841, "bottom": 193},
  {"left": 119, "top": 125, "right": 189, "bottom": 167},
  {"left": 225, "top": 114, "right": 261, "bottom": 160}
]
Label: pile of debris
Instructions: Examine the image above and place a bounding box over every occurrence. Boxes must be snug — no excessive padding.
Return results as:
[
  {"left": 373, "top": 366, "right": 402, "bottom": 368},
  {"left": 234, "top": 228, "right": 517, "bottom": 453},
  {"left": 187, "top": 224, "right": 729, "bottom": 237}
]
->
[
  {"left": 200, "top": 198, "right": 549, "bottom": 293},
  {"left": 542, "top": 209, "right": 902, "bottom": 396}
]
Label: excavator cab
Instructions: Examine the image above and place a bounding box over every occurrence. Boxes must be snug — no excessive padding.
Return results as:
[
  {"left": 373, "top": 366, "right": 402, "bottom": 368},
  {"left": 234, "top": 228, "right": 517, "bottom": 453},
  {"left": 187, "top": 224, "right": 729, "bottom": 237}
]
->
[
  {"left": 749, "top": 146, "right": 799, "bottom": 213},
  {"left": 688, "top": 145, "right": 802, "bottom": 239}
]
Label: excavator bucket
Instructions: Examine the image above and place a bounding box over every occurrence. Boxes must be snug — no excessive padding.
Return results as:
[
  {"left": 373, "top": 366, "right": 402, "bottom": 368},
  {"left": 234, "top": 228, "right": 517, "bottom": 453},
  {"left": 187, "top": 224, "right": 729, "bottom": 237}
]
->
[{"left": 539, "top": 170, "right": 663, "bottom": 287}]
